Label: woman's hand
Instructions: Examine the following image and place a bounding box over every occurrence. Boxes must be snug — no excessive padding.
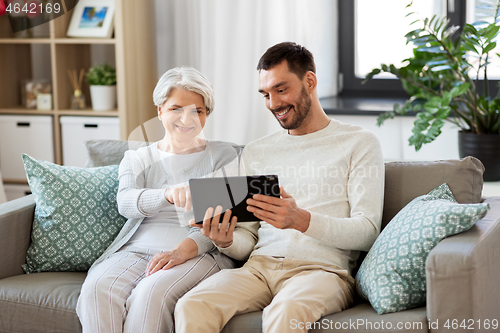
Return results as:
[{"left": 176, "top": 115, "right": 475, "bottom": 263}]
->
[
  {"left": 190, "top": 206, "right": 237, "bottom": 248},
  {"left": 145, "top": 238, "right": 198, "bottom": 276},
  {"left": 165, "top": 186, "right": 192, "bottom": 212}
]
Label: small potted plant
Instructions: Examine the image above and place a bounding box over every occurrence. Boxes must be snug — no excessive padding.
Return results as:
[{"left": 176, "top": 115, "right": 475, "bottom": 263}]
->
[
  {"left": 86, "top": 63, "right": 117, "bottom": 111},
  {"left": 364, "top": 1, "right": 500, "bottom": 180}
]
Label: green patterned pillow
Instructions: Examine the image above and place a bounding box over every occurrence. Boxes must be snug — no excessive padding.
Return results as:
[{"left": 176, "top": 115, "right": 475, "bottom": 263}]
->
[
  {"left": 355, "top": 183, "right": 489, "bottom": 314},
  {"left": 22, "top": 154, "right": 127, "bottom": 273}
]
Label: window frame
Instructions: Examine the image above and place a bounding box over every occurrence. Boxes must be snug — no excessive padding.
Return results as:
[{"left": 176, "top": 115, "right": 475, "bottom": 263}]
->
[{"left": 338, "top": 0, "right": 474, "bottom": 98}]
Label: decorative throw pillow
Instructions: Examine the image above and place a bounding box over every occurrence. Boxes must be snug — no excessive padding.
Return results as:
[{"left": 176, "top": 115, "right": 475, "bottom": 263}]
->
[
  {"left": 84, "top": 139, "right": 149, "bottom": 167},
  {"left": 22, "top": 154, "right": 127, "bottom": 273},
  {"left": 355, "top": 183, "right": 489, "bottom": 314}
]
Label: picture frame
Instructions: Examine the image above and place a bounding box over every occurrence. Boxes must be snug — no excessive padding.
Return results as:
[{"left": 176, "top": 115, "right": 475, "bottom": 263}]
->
[{"left": 66, "top": 0, "right": 115, "bottom": 38}]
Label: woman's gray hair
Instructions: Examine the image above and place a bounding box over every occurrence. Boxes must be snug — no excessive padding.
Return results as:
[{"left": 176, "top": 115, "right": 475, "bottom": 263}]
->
[{"left": 153, "top": 67, "right": 214, "bottom": 115}]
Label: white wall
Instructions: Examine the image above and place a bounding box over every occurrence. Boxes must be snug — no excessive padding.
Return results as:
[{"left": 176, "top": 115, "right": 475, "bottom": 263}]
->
[
  {"left": 331, "top": 115, "right": 460, "bottom": 162},
  {"left": 154, "top": 0, "right": 338, "bottom": 145}
]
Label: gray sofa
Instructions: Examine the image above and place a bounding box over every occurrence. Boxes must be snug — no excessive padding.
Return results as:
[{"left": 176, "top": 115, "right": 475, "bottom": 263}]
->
[{"left": 1, "top": 156, "right": 499, "bottom": 333}]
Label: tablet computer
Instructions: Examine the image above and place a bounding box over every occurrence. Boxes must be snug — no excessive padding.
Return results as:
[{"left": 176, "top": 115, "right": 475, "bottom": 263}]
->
[{"left": 189, "top": 175, "right": 279, "bottom": 224}]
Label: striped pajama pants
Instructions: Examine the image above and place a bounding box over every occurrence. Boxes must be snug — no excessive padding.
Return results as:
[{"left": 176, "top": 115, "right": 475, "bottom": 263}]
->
[{"left": 76, "top": 247, "right": 233, "bottom": 333}]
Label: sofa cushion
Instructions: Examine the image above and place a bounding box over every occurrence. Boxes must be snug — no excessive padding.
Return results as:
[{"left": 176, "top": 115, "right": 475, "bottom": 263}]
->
[
  {"left": 355, "top": 183, "right": 489, "bottom": 315},
  {"left": 382, "top": 157, "right": 484, "bottom": 228},
  {"left": 84, "top": 139, "right": 245, "bottom": 168},
  {"left": 220, "top": 304, "right": 428, "bottom": 333},
  {"left": 0, "top": 272, "right": 85, "bottom": 333},
  {"left": 22, "top": 154, "right": 127, "bottom": 273},
  {"left": 84, "top": 139, "right": 149, "bottom": 167},
  {"left": 310, "top": 303, "right": 428, "bottom": 332}
]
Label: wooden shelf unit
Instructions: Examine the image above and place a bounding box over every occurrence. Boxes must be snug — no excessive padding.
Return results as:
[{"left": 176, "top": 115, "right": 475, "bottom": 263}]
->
[{"left": 0, "top": 0, "right": 158, "bottom": 176}]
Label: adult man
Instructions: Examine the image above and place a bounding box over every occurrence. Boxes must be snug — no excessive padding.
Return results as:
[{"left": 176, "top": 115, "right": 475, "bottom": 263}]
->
[{"left": 175, "top": 42, "right": 384, "bottom": 333}]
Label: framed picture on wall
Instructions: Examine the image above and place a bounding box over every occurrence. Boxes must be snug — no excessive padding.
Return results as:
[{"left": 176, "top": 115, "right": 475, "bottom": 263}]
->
[{"left": 66, "top": 0, "right": 115, "bottom": 38}]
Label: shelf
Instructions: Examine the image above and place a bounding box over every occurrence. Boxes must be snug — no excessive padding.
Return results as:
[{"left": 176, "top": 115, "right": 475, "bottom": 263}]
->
[
  {"left": 0, "top": 38, "right": 116, "bottom": 44},
  {"left": 0, "top": 0, "right": 158, "bottom": 177},
  {"left": 57, "top": 109, "right": 118, "bottom": 116},
  {"left": 0, "top": 108, "right": 54, "bottom": 116},
  {"left": 53, "top": 38, "right": 116, "bottom": 44},
  {"left": 0, "top": 108, "right": 119, "bottom": 117},
  {"left": 0, "top": 38, "right": 52, "bottom": 44}
]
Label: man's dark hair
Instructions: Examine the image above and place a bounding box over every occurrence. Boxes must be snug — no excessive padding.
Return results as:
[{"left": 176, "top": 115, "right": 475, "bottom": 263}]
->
[{"left": 257, "top": 42, "right": 316, "bottom": 79}]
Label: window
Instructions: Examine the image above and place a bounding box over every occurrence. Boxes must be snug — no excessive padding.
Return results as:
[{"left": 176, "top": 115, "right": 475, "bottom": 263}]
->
[
  {"left": 466, "top": 0, "right": 500, "bottom": 79},
  {"left": 338, "top": 0, "right": 474, "bottom": 97}
]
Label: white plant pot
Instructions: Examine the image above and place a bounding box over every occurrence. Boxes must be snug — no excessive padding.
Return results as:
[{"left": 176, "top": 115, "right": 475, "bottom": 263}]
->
[{"left": 90, "top": 85, "right": 117, "bottom": 111}]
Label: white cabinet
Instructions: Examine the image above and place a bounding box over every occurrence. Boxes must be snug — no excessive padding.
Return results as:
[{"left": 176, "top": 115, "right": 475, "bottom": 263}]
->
[
  {"left": 3, "top": 184, "right": 32, "bottom": 201},
  {"left": 331, "top": 115, "right": 460, "bottom": 162},
  {"left": 60, "top": 116, "right": 120, "bottom": 167},
  {"left": 0, "top": 115, "right": 54, "bottom": 181},
  {"left": 399, "top": 117, "right": 459, "bottom": 161}
]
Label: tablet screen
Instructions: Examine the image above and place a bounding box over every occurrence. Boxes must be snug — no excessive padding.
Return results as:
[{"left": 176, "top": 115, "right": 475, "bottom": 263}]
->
[{"left": 189, "top": 175, "right": 279, "bottom": 223}]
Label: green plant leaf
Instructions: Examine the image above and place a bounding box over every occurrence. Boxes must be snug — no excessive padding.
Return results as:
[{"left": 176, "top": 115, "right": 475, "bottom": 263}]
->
[
  {"left": 85, "top": 64, "right": 117, "bottom": 86},
  {"left": 463, "top": 43, "right": 480, "bottom": 54},
  {"left": 424, "top": 99, "right": 441, "bottom": 114},
  {"left": 376, "top": 111, "right": 395, "bottom": 126},
  {"left": 427, "top": 119, "right": 445, "bottom": 139},
  {"left": 362, "top": 68, "right": 382, "bottom": 83},
  {"left": 412, "top": 37, "right": 433, "bottom": 46},
  {"left": 491, "top": 113, "right": 500, "bottom": 132},
  {"left": 408, "top": 133, "right": 425, "bottom": 151},
  {"left": 368, "top": 0, "right": 500, "bottom": 141},
  {"left": 483, "top": 42, "right": 497, "bottom": 54},
  {"left": 472, "top": 20, "right": 491, "bottom": 27},
  {"left": 442, "top": 91, "right": 452, "bottom": 105},
  {"left": 417, "top": 46, "right": 446, "bottom": 53},
  {"left": 417, "top": 111, "right": 434, "bottom": 122},
  {"left": 436, "top": 106, "right": 451, "bottom": 119},
  {"left": 430, "top": 65, "right": 452, "bottom": 71},
  {"left": 426, "top": 59, "right": 449, "bottom": 66},
  {"left": 450, "top": 83, "right": 470, "bottom": 97},
  {"left": 442, "top": 25, "right": 460, "bottom": 39},
  {"left": 409, "top": 19, "right": 420, "bottom": 27}
]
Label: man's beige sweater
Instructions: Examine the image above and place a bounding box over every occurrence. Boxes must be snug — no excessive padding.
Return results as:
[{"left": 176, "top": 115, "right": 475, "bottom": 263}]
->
[{"left": 219, "top": 119, "right": 384, "bottom": 274}]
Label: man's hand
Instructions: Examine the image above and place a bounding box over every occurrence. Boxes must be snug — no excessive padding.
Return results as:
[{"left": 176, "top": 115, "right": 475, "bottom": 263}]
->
[
  {"left": 190, "top": 206, "right": 237, "bottom": 248},
  {"left": 246, "top": 186, "right": 311, "bottom": 232},
  {"left": 145, "top": 238, "right": 198, "bottom": 276},
  {"left": 165, "top": 186, "right": 192, "bottom": 212}
]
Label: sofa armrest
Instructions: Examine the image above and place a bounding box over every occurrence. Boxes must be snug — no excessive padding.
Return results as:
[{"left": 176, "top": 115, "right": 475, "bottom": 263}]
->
[
  {"left": 0, "top": 195, "right": 35, "bottom": 279},
  {"left": 426, "top": 196, "right": 500, "bottom": 333}
]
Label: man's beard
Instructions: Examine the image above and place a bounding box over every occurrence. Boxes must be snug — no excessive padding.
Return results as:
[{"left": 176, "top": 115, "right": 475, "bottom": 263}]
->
[{"left": 273, "top": 86, "right": 312, "bottom": 130}]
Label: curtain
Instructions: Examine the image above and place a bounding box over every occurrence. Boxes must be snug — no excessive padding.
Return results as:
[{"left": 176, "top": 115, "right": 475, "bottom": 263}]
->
[{"left": 155, "top": 0, "right": 338, "bottom": 145}]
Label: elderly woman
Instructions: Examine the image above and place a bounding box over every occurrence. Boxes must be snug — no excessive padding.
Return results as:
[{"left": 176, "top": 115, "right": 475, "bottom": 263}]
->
[{"left": 76, "top": 67, "right": 254, "bottom": 333}]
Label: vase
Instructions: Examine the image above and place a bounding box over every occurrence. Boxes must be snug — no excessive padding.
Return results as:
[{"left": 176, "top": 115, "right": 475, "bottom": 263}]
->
[
  {"left": 458, "top": 131, "right": 500, "bottom": 181},
  {"left": 89, "top": 85, "right": 116, "bottom": 111}
]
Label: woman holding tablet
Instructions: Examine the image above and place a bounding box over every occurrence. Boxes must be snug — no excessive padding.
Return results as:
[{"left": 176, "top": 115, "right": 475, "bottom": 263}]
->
[{"left": 76, "top": 67, "right": 257, "bottom": 333}]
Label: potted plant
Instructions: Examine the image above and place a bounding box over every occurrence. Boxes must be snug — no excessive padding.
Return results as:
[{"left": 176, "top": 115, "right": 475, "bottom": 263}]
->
[
  {"left": 86, "top": 63, "right": 117, "bottom": 111},
  {"left": 364, "top": 1, "right": 500, "bottom": 181}
]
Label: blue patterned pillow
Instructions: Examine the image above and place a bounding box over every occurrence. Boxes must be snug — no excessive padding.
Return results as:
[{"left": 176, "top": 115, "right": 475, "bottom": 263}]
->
[
  {"left": 355, "top": 183, "right": 489, "bottom": 314},
  {"left": 22, "top": 154, "right": 127, "bottom": 273}
]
